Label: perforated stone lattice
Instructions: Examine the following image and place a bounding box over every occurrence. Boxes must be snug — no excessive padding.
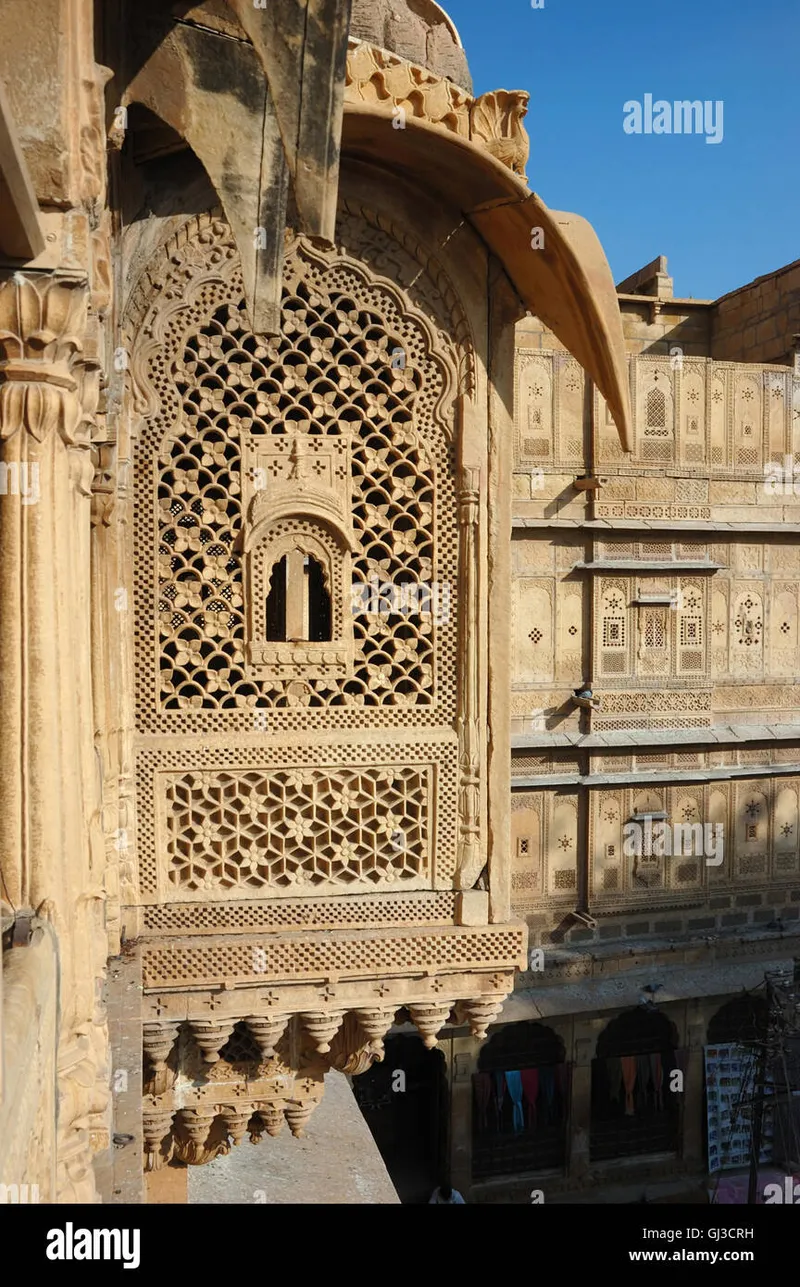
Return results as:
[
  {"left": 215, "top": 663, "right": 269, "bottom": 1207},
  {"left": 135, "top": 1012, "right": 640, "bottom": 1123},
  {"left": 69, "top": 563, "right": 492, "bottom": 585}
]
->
[
  {"left": 138, "top": 740, "right": 458, "bottom": 897},
  {"left": 127, "top": 214, "right": 467, "bottom": 904},
  {"left": 133, "top": 220, "right": 460, "bottom": 735},
  {"left": 142, "top": 891, "right": 457, "bottom": 934},
  {"left": 141, "top": 925, "right": 527, "bottom": 989},
  {"left": 163, "top": 765, "right": 429, "bottom": 893}
]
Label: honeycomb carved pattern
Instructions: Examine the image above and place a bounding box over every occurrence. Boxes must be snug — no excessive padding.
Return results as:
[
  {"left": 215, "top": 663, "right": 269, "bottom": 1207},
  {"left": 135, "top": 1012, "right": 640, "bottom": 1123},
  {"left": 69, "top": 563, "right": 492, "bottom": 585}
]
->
[
  {"left": 141, "top": 926, "right": 527, "bottom": 988},
  {"left": 137, "top": 741, "right": 457, "bottom": 898},
  {"left": 126, "top": 211, "right": 465, "bottom": 735},
  {"left": 142, "top": 892, "right": 457, "bottom": 934},
  {"left": 162, "top": 765, "right": 430, "bottom": 893}
]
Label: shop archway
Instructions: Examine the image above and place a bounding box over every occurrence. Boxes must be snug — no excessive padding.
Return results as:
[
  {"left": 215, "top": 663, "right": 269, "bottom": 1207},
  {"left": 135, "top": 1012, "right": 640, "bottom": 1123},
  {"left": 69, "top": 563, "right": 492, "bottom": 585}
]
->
[
  {"left": 473, "top": 1021, "right": 568, "bottom": 1180},
  {"left": 591, "top": 1008, "right": 681, "bottom": 1163}
]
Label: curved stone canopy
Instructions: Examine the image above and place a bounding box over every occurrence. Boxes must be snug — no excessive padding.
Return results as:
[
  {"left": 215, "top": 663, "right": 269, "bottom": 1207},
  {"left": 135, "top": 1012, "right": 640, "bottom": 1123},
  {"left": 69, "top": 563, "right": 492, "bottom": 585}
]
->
[{"left": 350, "top": 0, "right": 472, "bottom": 92}]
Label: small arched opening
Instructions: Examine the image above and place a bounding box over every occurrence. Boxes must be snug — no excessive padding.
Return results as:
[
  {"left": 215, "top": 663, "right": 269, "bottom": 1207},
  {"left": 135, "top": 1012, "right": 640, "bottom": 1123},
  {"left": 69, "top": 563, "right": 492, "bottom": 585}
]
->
[{"left": 265, "top": 551, "right": 332, "bottom": 642}]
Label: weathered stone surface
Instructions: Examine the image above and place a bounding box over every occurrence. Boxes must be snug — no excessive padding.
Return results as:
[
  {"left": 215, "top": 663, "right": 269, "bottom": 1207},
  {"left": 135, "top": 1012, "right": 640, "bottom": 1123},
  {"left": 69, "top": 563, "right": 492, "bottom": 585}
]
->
[{"left": 187, "top": 1071, "right": 400, "bottom": 1203}]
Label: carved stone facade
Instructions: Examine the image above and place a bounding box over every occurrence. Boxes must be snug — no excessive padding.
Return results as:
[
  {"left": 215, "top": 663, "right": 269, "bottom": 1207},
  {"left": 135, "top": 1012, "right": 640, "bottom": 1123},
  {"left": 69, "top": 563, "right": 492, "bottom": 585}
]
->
[
  {"left": 487, "top": 263, "right": 800, "bottom": 1202},
  {"left": 5, "top": 0, "right": 792, "bottom": 1210}
]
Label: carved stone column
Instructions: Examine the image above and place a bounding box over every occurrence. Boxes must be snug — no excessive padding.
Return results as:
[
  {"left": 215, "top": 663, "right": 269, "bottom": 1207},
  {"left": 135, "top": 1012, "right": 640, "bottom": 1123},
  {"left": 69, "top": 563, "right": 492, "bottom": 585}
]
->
[
  {"left": 455, "top": 395, "right": 484, "bottom": 890},
  {"left": 0, "top": 272, "right": 109, "bottom": 1202}
]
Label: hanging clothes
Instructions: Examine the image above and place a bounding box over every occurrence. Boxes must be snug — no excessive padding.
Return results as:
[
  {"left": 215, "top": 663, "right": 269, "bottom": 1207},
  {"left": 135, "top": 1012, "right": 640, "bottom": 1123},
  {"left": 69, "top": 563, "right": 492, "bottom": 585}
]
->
[
  {"left": 606, "top": 1056, "right": 624, "bottom": 1107},
  {"left": 473, "top": 1072, "right": 492, "bottom": 1131},
  {"left": 492, "top": 1069, "right": 506, "bottom": 1128},
  {"left": 505, "top": 1071, "right": 525, "bottom": 1133},
  {"left": 539, "top": 1065, "right": 556, "bottom": 1124},
  {"left": 650, "top": 1052, "right": 664, "bottom": 1110},
  {"left": 621, "top": 1055, "right": 638, "bottom": 1115},
  {"left": 520, "top": 1067, "right": 539, "bottom": 1127},
  {"left": 636, "top": 1054, "right": 652, "bottom": 1112}
]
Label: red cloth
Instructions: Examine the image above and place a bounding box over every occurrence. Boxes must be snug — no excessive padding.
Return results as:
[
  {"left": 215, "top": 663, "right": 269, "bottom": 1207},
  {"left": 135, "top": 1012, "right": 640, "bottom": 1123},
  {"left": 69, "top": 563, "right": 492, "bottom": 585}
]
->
[
  {"left": 520, "top": 1068, "right": 539, "bottom": 1127},
  {"left": 621, "top": 1055, "right": 637, "bottom": 1115}
]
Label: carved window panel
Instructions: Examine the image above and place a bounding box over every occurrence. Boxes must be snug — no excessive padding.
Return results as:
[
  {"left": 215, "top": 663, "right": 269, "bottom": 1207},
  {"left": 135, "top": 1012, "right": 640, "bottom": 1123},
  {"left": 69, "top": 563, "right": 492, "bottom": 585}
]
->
[
  {"left": 676, "top": 581, "right": 705, "bottom": 675},
  {"left": 732, "top": 588, "right": 764, "bottom": 674},
  {"left": 709, "top": 370, "right": 727, "bottom": 465},
  {"left": 636, "top": 362, "right": 675, "bottom": 461},
  {"left": 774, "top": 785, "right": 799, "bottom": 863},
  {"left": 681, "top": 366, "right": 706, "bottom": 462},
  {"left": 734, "top": 374, "right": 762, "bottom": 468},
  {"left": 510, "top": 796, "right": 542, "bottom": 912},
  {"left": 771, "top": 586, "right": 798, "bottom": 676},
  {"left": 557, "top": 587, "right": 583, "bottom": 682},
  {"left": 161, "top": 765, "right": 431, "bottom": 895},
  {"left": 710, "top": 586, "right": 729, "bottom": 675},
  {"left": 599, "top": 581, "right": 629, "bottom": 677},
  {"left": 593, "top": 793, "right": 622, "bottom": 898},
  {"left": 514, "top": 579, "right": 553, "bottom": 682},
  {"left": 547, "top": 796, "right": 578, "bottom": 896},
  {"left": 241, "top": 433, "right": 355, "bottom": 678},
  {"left": 137, "top": 739, "right": 458, "bottom": 900},
  {"left": 126, "top": 207, "right": 479, "bottom": 908},
  {"left": 515, "top": 353, "right": 553, "bottom": 463},
  {"left": 132, "top": 216, "right": 461, "bottom": 733},
  {"left": 707, "top": 788, "right": 728, "bottom": 880},
  {"left": 766, "top": 370, "right": 787, "bottom": 460},
  {"left": 735, "top": 787, "right": 768, "bottom": 873},
  {"left": 637, "top": 607, "right": 669, "bottom": 678}
]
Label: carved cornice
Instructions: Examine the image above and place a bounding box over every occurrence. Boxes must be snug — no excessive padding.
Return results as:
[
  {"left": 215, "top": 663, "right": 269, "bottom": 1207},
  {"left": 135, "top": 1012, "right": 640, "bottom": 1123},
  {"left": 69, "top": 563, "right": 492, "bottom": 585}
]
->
[
  {"left": 345, "top": 42, "right": 529, "bottom": 182},
  {"left": 0, "top": 275, "right": 94, "bottom": 445}
]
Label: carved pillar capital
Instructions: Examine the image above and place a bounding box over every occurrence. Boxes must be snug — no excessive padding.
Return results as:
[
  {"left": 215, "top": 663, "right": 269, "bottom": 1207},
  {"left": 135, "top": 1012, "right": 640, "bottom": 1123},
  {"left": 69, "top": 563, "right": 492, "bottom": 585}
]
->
[{"left": 0, "top": 274, "right": 93, "bottom": 446}]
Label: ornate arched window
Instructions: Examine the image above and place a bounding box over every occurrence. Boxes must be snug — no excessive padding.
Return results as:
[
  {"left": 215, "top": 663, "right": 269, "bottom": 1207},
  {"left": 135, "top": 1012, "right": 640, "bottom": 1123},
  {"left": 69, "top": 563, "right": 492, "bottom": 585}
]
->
[{"left": 126, "top": 210, "right": 471, "bottom": 902}]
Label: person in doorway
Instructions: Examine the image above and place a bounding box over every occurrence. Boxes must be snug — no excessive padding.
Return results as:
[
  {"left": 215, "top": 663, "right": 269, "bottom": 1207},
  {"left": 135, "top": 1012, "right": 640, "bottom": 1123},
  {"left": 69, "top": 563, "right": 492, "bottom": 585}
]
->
[{"left": 429, "top": 1182, "right": 465, "bottom": 1204}]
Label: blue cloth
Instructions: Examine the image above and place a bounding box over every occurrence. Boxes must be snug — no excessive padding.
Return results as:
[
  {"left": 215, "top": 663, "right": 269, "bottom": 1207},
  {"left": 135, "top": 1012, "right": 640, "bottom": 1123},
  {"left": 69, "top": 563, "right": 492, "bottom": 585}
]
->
[{"left": 505, "top": 1071, "right": 525, "bottom": 1132}]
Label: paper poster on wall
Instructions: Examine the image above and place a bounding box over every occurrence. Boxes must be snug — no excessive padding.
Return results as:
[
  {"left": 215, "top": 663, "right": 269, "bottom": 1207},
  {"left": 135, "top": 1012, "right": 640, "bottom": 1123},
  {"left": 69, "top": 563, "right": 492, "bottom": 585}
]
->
[{"left": 705, "top": 1042, "right": 774, "bottom": 1173}]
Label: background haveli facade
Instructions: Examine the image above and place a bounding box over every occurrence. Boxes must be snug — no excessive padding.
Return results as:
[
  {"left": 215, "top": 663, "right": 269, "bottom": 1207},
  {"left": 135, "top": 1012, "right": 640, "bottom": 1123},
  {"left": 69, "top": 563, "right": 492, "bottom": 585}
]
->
[
  {"left": 457, "top": 255, "right": 800, "bottom": 1202},
  {"left": 0, "top": 0, "right": 636, "bottom": 1203}
]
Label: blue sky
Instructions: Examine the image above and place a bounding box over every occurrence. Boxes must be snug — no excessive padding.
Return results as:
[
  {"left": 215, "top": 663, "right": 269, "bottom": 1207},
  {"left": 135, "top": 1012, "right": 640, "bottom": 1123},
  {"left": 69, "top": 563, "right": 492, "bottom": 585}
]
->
[{"left": 446, "top": 0, "right": 797, "bottom": 300}]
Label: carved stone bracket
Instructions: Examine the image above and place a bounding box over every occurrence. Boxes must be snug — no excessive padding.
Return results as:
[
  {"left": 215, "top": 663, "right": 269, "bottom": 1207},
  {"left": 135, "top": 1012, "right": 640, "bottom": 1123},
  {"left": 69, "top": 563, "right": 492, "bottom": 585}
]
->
[
  {"left": 456, "top": 995, "right": 506, "bottom": 1041},
  {"left": 408, "top": 1002, "right": 455, "bottom": 1049}
]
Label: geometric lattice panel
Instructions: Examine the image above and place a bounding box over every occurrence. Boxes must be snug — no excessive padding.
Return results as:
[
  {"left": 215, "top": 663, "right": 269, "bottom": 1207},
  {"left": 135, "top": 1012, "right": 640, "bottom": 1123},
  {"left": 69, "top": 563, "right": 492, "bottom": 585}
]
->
[
  {"left": 142, "top": 891, "right": 458, "bottom": 934},
  {"left": 139, "top": 739, "right": 458, "bottom": 900},
  {"left": 131, "top": 216, "right": 460, "bottom": 737},
  {"left": 141, "top": 924, "right": 528, "bottom": 989},
  {"left": 163, "top": 766, "right": 430, "bottom": 893}
]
